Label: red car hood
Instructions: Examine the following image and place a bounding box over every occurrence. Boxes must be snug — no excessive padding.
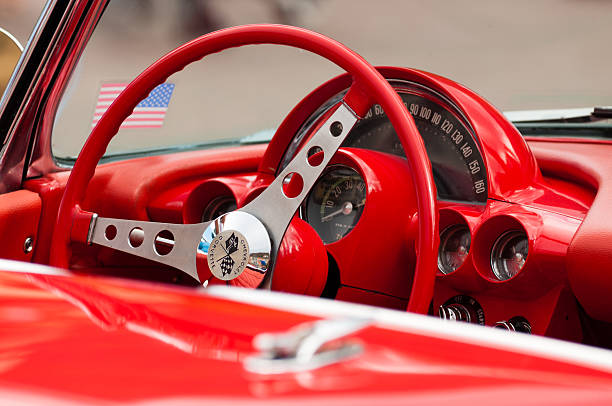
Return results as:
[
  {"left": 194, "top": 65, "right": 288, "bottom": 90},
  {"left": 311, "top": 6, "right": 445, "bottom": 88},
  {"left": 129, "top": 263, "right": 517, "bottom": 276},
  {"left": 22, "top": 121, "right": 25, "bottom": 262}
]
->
[{"left": 1, "top": 260, "right": 612, "bottom": 405}]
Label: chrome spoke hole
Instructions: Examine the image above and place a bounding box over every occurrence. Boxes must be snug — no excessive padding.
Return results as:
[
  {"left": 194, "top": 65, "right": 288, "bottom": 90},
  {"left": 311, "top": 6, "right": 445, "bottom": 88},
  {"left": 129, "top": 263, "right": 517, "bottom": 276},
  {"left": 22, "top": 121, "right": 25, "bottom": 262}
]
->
[
  {"left": 128, "top": 227, "right": 145, "bottom": 248},
  {"left": 154, "top": 230, "right": 175, "bottom": 256},
  {"left": 330, "top": 121, "right": 343, "bottom": 137},
  {"left": 307, "top": 146, "right": 324, "bottom": 167},
  {"left": 105, "top": 225, "right": 117, "bottom": 241},
  {"left": 282, "top": 172, "right": 304, "bottom": 198}
]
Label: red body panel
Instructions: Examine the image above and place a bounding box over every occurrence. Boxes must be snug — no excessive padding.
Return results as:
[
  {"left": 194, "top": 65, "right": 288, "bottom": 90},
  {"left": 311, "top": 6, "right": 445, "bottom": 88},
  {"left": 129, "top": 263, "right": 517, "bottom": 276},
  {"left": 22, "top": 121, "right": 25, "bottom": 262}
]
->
[
  {"left": 3, "top": 18, "right": 612, "bottom": 404},
  {"left": 1, "top": 268, "right": 612, "bottom": 405}
]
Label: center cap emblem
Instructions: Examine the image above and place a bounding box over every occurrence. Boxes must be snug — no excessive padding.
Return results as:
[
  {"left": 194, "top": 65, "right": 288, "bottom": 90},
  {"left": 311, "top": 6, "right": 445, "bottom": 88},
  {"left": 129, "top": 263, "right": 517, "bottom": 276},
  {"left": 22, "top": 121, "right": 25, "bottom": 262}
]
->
[{"left": 207, "top": 230, "right": 250, "bottom": 280}]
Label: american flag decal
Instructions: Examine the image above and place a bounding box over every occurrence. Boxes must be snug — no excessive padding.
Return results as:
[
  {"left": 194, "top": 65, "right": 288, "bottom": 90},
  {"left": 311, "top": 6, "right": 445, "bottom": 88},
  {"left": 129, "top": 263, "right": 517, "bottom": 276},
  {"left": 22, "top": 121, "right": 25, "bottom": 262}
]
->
[{"left": 92, "top": 83, "right": 175, "bottom": 128}]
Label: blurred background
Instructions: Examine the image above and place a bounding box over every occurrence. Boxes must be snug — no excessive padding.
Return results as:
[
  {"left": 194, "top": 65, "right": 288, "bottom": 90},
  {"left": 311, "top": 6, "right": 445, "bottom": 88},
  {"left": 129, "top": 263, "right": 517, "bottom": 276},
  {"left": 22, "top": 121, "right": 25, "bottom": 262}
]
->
[{"left": 1, "top": 0, "right": 611, "bottom": 157}]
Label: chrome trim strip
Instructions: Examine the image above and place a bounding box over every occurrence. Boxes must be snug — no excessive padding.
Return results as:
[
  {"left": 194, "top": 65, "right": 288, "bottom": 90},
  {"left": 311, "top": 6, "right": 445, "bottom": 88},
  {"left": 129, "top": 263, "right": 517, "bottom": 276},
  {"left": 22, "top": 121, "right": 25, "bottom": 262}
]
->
[
  {"left": 31, "top": 0, "right": 109, "bottom": 178},
  {"left": 207, "top": 286, "right": 612, "bottom": 373},
  {"left": 86, "top": 212, "right": 98, "bottom": 245},
  {"left": 0, "top": 0, "right": 110, "bottom": 192},
  {"left": 0, "top": 1, "right": 52, "bottom": 111},
  {"left": 245, "top": 317, "right": 369, "bottom": 374},
  {"left": 0, "top": 28, "right": 24, "bottom": 52},
  {"left": 0, "top": 258, "right": 69, "bottom": 276},
  {"left": 0, "top": 0, "right": 77, "bottom": 192},
  {"left": 504, "top": 107, "right": 593, "bottom": 122}
]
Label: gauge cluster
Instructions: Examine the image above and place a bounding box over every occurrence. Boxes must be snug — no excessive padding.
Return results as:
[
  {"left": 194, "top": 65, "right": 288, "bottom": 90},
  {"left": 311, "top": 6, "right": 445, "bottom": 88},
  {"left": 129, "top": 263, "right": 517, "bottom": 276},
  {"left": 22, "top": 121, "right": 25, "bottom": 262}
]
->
[{"left": 142, "top": 67, "right": 597, "bottom": 341}]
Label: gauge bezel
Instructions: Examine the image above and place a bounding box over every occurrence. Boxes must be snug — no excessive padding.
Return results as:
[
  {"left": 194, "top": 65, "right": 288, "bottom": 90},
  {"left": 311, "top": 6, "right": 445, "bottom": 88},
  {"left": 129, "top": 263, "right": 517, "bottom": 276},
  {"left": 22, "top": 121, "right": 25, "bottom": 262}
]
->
[
  {"left": 490, "top": 230, "right": 529, "bottom": 281},
  {"left": 437, "top": 224, "right": 471, "bottom": 275}
]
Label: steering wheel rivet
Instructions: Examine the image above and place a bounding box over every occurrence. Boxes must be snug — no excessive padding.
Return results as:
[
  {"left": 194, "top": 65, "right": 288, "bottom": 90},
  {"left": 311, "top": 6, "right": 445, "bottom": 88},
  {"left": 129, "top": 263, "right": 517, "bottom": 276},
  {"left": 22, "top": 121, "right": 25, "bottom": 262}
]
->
[{"left": 330, "top": 121, "right": 343, "bottom": 137}]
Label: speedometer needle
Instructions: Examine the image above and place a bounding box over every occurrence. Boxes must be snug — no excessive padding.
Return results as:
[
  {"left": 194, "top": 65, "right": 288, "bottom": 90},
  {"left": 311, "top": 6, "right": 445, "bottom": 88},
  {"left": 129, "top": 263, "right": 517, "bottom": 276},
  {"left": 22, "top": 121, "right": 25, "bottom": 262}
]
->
[{"left": 321, "top": 200, "right": 365, "bottom": 222}]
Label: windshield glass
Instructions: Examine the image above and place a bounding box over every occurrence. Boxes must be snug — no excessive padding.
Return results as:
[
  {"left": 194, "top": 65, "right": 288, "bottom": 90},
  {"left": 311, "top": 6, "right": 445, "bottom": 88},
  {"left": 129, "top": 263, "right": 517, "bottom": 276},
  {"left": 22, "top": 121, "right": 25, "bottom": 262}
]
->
[{"left": 52, "top": 0, "right": 612, "bottom": 159}]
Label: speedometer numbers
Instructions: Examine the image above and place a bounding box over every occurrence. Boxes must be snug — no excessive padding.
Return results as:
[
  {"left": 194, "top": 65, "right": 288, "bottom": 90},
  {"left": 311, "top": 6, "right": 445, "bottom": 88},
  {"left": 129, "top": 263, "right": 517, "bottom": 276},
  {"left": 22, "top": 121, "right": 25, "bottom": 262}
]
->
[
  {"left": 304, "top": 167, "right": 366, "bottom": 244},
  {"left": 344, "top": 82, "right": 488, "bottom": 203}
]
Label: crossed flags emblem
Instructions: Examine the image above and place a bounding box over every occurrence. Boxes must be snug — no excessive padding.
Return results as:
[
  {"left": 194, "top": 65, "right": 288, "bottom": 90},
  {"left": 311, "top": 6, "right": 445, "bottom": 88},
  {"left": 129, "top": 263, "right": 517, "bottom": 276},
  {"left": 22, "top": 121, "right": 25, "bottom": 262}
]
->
[{"left": 218, "top": 232, "right": 239, "bottom": 276}]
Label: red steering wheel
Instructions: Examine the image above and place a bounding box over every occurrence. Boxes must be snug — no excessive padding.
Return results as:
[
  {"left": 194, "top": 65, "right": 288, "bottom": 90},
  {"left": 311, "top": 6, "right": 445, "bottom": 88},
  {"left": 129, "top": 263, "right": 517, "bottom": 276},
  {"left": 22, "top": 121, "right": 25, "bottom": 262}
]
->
[{"left": 49, "top": 25, "right": 438, "bottom": 314}]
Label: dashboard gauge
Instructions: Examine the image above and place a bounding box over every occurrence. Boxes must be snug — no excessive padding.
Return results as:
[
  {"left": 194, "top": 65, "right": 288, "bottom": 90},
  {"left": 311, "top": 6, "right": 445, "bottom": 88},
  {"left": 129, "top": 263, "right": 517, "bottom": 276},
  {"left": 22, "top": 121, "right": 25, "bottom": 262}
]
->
[
  {"left": 438, "top": 225, "right": 471, "bottom": 274},
  {"left": 490, "top": 230, "right": 528, "bottom": 281},
  {"left": 282, "top": 80, "right": 488, "bottom": 204},
  {"left": 304, "top": 166, "right": 366, "bottom": 244},
  {"left": 201, "top": 196, "right": 237, "bottom": 222}
]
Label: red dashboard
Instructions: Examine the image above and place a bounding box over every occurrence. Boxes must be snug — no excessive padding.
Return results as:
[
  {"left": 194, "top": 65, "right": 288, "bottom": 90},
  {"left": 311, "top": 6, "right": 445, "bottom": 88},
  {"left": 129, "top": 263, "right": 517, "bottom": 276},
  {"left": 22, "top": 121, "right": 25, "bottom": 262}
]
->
[{"left": 21, "top": 65, "right": 611, "bottom": 346}]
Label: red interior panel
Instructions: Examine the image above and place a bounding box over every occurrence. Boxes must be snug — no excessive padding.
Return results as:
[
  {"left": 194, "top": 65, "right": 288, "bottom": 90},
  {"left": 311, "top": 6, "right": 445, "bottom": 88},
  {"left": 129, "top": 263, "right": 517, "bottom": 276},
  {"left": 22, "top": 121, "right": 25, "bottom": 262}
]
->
[
  {"left": 529, "top": 140, "right": 612, "bottom": 322},
  {"left": 0, "top": 190, "right": 42, "bottom": 262}
]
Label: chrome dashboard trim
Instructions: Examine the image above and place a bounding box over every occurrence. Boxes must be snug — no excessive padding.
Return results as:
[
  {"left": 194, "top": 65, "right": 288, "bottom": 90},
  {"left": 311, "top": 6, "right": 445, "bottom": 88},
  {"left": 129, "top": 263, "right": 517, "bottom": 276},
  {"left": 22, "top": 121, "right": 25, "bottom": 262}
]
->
[{"left": 504, "top": 107, "right": 594, "bottom": 123}]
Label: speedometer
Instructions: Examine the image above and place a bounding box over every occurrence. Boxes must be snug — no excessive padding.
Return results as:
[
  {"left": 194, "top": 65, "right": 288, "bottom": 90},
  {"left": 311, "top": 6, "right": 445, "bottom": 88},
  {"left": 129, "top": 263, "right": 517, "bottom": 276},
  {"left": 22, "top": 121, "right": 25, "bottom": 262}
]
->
[
  {"left": 345, "top": 81, "right": 487, "bottom": 203},
  {"left": 283, "top": 80, "right": 488, "bottom": 204}
]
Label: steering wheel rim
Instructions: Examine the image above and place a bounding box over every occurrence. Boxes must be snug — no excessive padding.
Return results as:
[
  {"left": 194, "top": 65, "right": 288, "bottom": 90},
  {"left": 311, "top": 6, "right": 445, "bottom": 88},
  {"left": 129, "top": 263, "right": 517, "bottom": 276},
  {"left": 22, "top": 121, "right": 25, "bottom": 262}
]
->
[{"left": 49, "top": 24, "right": 438, "bottom": 314}]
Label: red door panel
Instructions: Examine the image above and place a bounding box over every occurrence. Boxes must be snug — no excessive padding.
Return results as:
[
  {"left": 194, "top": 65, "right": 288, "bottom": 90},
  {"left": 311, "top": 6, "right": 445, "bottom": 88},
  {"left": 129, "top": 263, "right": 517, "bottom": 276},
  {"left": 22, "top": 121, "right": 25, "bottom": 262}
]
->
[{"left": 0, "top": 190, "right": 41, "bottom": 261}]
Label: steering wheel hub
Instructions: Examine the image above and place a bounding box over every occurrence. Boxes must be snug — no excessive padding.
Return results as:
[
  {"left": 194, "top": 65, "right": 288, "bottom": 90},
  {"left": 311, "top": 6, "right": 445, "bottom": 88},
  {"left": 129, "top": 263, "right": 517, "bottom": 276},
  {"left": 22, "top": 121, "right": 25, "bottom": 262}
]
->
[{"left": 202, "top": 211, "right": 271, "bottom": 282}]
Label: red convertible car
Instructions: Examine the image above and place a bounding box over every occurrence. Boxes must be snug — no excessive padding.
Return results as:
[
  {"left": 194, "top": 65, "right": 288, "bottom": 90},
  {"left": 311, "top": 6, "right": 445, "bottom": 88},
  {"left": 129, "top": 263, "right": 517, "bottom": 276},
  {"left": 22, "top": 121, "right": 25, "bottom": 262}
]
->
[{"left": 1, "top": 1, "right": 612, "bottom": 404}]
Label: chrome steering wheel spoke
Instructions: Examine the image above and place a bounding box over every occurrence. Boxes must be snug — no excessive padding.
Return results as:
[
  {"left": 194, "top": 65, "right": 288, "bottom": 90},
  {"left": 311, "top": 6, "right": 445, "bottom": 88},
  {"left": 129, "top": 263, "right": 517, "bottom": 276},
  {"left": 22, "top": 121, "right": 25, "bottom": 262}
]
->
[
  {"left": 241, "top": 101, "right": 359, "bottom": 288},
  {"left": 90, "top": 216, "right": 209, "bottom": 282},
  {"left": 88, "top": 101, "right": 359, "bottom": 288}
]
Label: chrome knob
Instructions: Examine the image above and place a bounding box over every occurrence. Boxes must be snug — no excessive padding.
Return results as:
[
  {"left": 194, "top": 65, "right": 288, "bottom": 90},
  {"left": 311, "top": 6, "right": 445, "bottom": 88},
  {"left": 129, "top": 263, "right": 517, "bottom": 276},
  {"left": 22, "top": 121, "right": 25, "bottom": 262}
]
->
[
  {"left": 439, "top": 295, "right": 485, "bottom": 325},
  {"left": 495, "top": 316, "right": 531, "bottom": 333},
  {"left": 439, "top": 303, "right": 472, "bottom": 323}
]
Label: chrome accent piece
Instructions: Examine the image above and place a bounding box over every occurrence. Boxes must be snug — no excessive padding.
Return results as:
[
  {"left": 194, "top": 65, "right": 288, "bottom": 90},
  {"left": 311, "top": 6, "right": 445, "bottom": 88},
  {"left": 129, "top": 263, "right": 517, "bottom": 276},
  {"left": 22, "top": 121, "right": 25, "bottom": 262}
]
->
[
  {"left": 494, "top": 320, "right": 515, "bottom": 331},
  {"left": 0, "top": 1, "right": 53, "bottom": 111},
  {"left": 0, "top": 27, "right": 24, "bottom": 52},
  {"left": 0, "top": 0, "right": 77, "bottom": 190},
  {"left": 86, "top": 213, "right": 98, "bottom": 245},
  {"left": 439, "top": 303, "right": 471, "bottom": 323},
  {"left": 23, "top": 237, "right": 34, "bottom": 254},
  {"left": 241, "top": 103, "right": 358, "bottom": 288},
  {"left": 0, "top": 0, "right": 109, "bottom": 190},
  {"left": 0, "top": 258, "right": 70, "bottom": 276},
  {"left": 208, "top": 286, "right": 612, "bottom": 374},
  {"left": 201, "top": 211, "right": 271, "bottom": 280},
  {"left": 91, "top": 217, "right": 210, "bottom": 282},
  {"left": 244, "top": 317, "right": 369, "bottom": 374},
  {"left": 496, "top": 317, "right": 532, "bottom": 334},
  {"left": 504, "top": 107, "right": 593, "bottom": 123},
  {"left": 341, "top": 99, "right": 362, "bottom": 120}
]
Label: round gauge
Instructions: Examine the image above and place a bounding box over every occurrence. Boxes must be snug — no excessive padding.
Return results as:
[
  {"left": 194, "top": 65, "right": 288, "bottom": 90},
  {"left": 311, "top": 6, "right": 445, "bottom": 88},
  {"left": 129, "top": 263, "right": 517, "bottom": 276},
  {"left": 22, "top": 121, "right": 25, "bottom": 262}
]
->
[
  {"left": 304, "top": 166, "right": 366, "bottom": 244},
  {"left": 201, "top": 196, "right": 237, "bottom": 222},
  {"left": 438, "top": 225, "right": 471, "bottom": 274},
  {"left": 490, "top": 230, "right": 528, "bottom": 281}
]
